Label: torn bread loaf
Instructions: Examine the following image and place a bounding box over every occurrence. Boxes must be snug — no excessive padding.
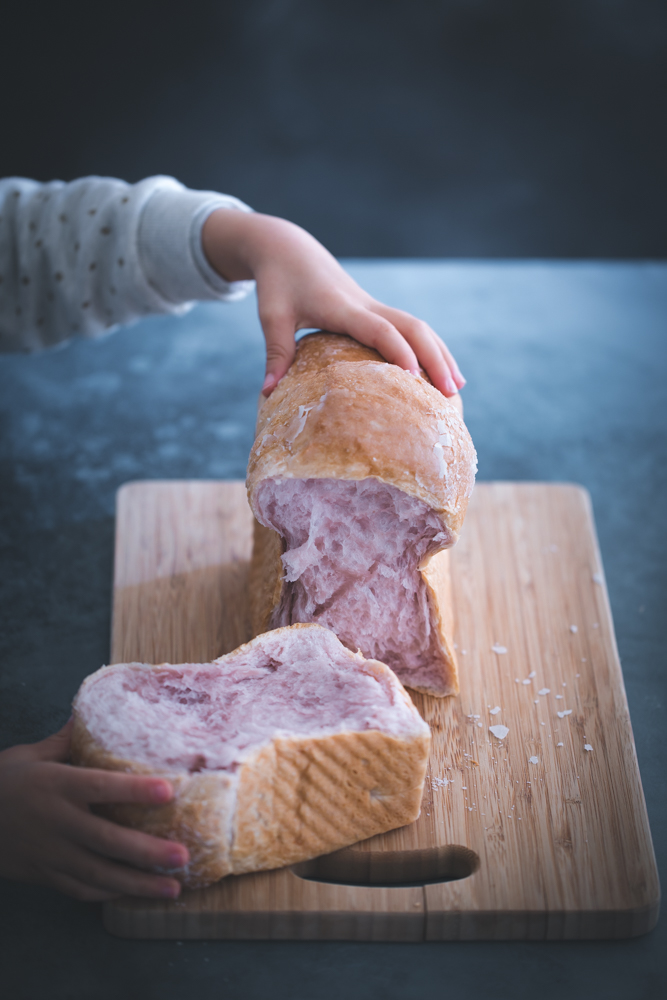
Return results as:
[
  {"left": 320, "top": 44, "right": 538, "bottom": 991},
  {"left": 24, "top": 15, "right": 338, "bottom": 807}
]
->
[
  {"left": 246, "top": 333, "right": 477, "bottom": 696},
  {"left": 71, "top": 623, "right": 431, "bottom": 889}
]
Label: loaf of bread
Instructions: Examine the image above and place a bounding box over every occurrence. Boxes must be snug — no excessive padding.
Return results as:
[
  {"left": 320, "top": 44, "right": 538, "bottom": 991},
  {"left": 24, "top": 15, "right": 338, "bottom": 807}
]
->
[
  {"left": 247, "top": 333, "right": 477, "bottom": 697},
  {"left": 71, "top": 623, "right": 431, "bottom": 889}
]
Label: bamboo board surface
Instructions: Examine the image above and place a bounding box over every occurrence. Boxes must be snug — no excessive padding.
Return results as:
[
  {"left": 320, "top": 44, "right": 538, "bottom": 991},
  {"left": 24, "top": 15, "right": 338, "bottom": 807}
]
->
[{"left": 105, "top": 480, "right": 659, "bottom": 940}]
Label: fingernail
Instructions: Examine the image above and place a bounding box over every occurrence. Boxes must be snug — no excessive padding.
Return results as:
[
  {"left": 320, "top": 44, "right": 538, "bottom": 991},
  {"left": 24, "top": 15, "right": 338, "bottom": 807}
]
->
[
  {"left": 446, "top": 378, "right": 459, "bottom": 395},
  {"left": 150, "top": 781, "right": 172, "bottom": 803},
  {"left": 409, "top": 367, "right": 420, "bottom": 378},
  {"left": 168, "top": 849, "right": 187, "bottom": 867},
  {"left": 161, "top": 883, "right": 180, "bottom": 899},
  {"left": 261, "top": 373, "right": 276, "bottom": 396}
]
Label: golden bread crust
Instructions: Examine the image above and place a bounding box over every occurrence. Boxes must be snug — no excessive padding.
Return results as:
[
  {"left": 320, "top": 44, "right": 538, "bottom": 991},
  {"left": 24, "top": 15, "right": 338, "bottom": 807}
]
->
[
  {"left": 247, "top": 335, "right": 476, "bottom": 529},
  {"left": 232, "top": 728, "right": 430, "bottom": 875}
]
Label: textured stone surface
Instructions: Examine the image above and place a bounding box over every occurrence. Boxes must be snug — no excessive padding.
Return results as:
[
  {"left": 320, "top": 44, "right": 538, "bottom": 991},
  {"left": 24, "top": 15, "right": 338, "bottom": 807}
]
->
[{"left": 1, "top": 262, "right": 665, "bottom": 998}]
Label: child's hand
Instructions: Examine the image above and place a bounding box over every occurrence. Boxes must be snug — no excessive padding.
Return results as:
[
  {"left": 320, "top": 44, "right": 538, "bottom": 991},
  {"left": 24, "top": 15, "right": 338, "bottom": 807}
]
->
[
  {"left": 202, "top": 210, "right": 466, "bottom": 398},
  {"left": 0, "top": 720, "right": 188, "bottom": 901}
]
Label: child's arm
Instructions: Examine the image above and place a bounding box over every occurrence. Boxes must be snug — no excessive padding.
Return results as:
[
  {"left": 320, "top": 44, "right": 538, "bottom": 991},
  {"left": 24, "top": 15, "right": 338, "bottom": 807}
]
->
[
  {"left": 1, "top": 176, "right": 464, "bottom": 397},
  {"left": 202, "top": 210, "right": 465, "bottom": 398},
  {"left": 0, "top": 721, "right": 186, "bottom": 900},
  {"left": 0, "top": 175, "right": 254, "bottom": 353}
]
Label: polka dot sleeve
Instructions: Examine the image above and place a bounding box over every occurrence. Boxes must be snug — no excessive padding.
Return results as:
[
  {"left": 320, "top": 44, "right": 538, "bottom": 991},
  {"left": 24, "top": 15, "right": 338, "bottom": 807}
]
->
[{"left": 0, "top": 175, "right": 254, "bottom": 352}]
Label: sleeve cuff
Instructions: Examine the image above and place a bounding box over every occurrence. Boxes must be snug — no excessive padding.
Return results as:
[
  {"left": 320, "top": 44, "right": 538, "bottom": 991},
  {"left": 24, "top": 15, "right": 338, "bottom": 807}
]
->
[{"left": 137, "top": 181, "right": 255, "bottom": 305}]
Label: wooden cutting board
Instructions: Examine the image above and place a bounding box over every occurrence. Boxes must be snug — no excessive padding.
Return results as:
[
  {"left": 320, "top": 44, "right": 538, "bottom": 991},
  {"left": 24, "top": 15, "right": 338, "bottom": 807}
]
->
[{"left": 104, "top": 480, "right": 659, "bottom": 940}]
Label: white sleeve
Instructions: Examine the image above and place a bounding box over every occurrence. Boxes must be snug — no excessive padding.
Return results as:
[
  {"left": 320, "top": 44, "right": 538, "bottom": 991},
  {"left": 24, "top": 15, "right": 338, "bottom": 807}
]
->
[{"left": 0, "top": 175, "right": 254, "bottom": 353}]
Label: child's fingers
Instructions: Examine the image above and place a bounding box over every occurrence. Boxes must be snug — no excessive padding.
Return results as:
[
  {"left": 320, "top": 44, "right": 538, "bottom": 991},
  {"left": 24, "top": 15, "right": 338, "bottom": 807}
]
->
[
  {"left": 401, "top": 324, "right": 456, "bottom": 396},
  {"left": 63, "top": 767, "right": 173, "bottom": 806},
  {"left": 374, "top": 302, "right": 465, "bottom": 388},
  {"left": 258, "top": 304, "right": 297, "bottom": 396},
  {"left": 68, "top": 809, "right": 188, "bottom": 871},
  {"left": 371, "top": 305, "right": 463, "bottom": 396},
  {"left": 343, "top": 309, "right": 420, "bottom": 375},
  {"left": 50, "top": 843, "right": 181, "bottom": 899}
]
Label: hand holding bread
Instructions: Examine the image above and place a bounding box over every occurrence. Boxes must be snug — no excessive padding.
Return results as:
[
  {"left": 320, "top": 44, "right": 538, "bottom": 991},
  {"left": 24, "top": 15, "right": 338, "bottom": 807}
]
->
[
  {"left": 0, "top": 720, "right": 187, "bottom": 901},
  {"left": 202, "top": 208, "right": 466, "bottom": 398}
]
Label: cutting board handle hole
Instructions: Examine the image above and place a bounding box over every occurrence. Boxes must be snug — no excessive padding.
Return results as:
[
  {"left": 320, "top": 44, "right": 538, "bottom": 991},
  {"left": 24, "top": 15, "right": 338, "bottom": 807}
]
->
[{"left": 291, "top": 845, "right": 479, "bottom": 887}]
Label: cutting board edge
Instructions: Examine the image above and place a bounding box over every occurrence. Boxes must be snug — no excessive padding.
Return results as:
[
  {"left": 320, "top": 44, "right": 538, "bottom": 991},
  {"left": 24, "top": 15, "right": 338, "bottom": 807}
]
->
[{"left": 103, "top": 898, "right": 660, "bottom": 942}]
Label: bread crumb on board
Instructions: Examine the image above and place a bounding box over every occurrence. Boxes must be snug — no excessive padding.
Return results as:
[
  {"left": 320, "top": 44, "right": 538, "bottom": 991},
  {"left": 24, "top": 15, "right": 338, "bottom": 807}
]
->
[{"left": 489, "top": 724, "right": 509, "bottom": 740}]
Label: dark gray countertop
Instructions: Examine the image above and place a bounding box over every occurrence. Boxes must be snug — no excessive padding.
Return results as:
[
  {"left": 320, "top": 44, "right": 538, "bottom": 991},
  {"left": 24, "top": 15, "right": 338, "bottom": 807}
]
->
[{"left": 1, "top": 262, "right": 665, "bottom": 999}]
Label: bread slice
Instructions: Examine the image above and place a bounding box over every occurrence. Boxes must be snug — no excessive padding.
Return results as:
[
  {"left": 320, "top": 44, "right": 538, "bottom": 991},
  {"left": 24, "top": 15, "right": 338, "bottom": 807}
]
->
[
  {"left": 71, "top": 623, "right": 431, "bottom": 890},
  {"left": 246, "top": 333, "right": 477, "bottom": 696}
]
